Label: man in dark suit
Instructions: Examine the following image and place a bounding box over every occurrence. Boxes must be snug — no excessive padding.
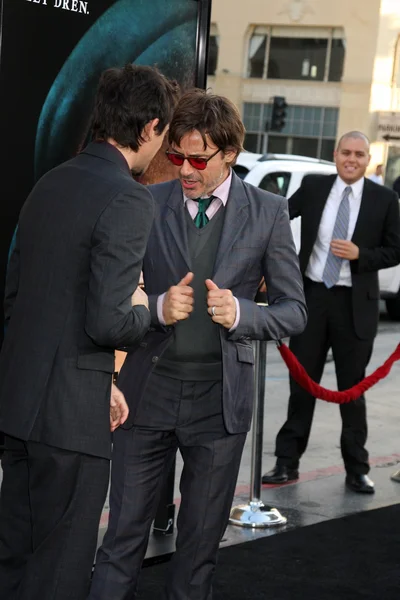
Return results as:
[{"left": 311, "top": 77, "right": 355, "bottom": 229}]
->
[
  {"left": 0, "top": 64, "right": 176, "bottom": 600},
  {"left": 262, "top": 131, "right": 400, "bottom": 494},
  {"left": 88, "top": 89, "right": 307, "bottom": 600}
]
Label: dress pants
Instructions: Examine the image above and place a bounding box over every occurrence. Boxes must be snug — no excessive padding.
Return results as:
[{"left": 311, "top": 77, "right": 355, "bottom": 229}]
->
[
  {"left": 88, "top": 372, "right": 246, "bottom": 600},
  {"left": 0, "top": 436, "right": 109, "bottom": 600},
  {"left": 275, "top": 279, "right": 373, "bottom": 475}
]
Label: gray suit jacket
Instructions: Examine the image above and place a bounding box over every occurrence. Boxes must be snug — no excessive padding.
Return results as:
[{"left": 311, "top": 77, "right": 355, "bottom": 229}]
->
[
  {"left": 118, "top": 172, "right": 307, "bottom": 434},
  {"left": 0, "top": 142, "right": 154, "bottom": 458}
]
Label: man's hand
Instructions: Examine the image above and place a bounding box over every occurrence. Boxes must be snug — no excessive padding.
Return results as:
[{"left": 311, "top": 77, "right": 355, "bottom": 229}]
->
[
  {"left": 330, "top": 240, "right": 359, "bottom": 260},
  {"left": 163, "top": 272, "right": 194, "bottom": 325},
  {"left": 205, "top": 279, "right": 236, "bottom": 330},
  {"left": 110, "top": 383, "right": 129, "bottom": 432},
  {"left": 131, "top": 285, "right": 149, "bottom": 310}
]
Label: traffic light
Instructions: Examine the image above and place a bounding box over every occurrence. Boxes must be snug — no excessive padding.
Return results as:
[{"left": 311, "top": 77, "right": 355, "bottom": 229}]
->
[{"left": 270, "top": 96, "right": 288, "bottom": 132}]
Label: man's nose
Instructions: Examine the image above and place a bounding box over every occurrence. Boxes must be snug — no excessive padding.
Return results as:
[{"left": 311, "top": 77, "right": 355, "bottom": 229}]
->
[{"left": 180, "top": 158, "right": 196, "bottom": 177}]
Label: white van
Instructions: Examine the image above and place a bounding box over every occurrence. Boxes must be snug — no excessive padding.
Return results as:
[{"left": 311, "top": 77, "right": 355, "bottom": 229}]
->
[{"left": 234, "top": 153, "right": 400, "bottom": 319}]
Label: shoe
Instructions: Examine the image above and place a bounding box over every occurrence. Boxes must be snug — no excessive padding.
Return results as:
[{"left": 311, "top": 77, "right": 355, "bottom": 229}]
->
[
  {"left": 262, "top": 465, "right": 299, "bottom": 484},
  {"left": 345, "top": 474, "right": 375, "bottom": 494},
  {"left": 390, "top": 469, "right": 400, "bottom": 482}
]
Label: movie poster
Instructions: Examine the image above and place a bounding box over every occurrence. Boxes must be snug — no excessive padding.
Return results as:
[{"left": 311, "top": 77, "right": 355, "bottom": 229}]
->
[{"left": 0, "top": 0, "right": 211, "bottom": 341}]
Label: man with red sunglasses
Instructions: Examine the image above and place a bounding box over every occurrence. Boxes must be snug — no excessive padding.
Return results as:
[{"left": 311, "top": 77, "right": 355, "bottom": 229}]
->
[{"left": 89, "top": 89, "right": 307, "bottom": 600}]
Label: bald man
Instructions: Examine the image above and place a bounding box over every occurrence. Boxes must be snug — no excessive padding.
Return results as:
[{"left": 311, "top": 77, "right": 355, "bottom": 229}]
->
[{"left": 263, "top": 131, "right": 400, "bottom": 494}]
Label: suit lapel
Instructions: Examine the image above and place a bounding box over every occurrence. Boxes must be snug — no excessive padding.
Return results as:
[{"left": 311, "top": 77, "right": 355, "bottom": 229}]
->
[
  {"left": 351, "top": 178, "right": 374, "bottom": 245},
  {"left": 213, "top": 172, "right": 249, "bottom": 278},
  {"left": 165, "top": 180, "right": 192, "bottom": 271}
]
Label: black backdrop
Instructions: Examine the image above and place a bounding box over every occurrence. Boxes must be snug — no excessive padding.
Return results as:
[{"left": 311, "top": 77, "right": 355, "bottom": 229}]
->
[{"left": 0, "top": 0, "right": 211, "bottom": 343}]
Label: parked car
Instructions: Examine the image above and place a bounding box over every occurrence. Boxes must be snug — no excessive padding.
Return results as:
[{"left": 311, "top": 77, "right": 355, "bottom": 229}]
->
[
  {"left": 233, "top": 151, "right": 334, "bottom": 181},
  {"left": 238, "top": 153, "right": 400, "bottom": 320},
  {"left": 233, "top": 151, "right": 262, "bottom": 179}
]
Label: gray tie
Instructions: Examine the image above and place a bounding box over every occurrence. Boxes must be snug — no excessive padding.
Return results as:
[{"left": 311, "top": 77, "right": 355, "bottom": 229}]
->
[{"left": 322, "top": 185, "right": 351, "bottom": 289}]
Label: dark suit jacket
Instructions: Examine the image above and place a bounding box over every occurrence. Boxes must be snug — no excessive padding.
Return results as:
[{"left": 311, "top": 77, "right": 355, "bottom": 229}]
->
[
  {"left": 290, "top": 174, "right": 400, "bottom": 340},
  {"left": 117, "top": 172, "right": 308, "bottom": 434},
  {"left": 0, "top": 142, "right": 154, "bottom": 459}
]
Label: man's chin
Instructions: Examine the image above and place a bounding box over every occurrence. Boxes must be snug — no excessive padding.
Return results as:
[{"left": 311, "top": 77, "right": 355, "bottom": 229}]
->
[{"left": 180, "top": 183, "right": 202, "bottom": 199}]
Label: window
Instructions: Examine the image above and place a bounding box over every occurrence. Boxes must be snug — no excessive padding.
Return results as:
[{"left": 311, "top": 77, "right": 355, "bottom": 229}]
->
[
  {"left": 320, "top": 139, "right": 336, "bottom": 161},
  {"left": 259, "top": 172, "right": 291, "bottom": 196},
  {"left": 266, "top": 136, "right": 288, "bottom": 154},
  {"left": 247, "top": 26, "right": 345, "bottom": 82},
  {"left": 292, "top": 137, "right": 319, "bottom": 158},
  {"left": 268, "top": 38, "right": 328, "bottom": 81},
  {"left": 207, "top": 24, "right": 219, "bottom": 76},
  {"left": 243, "top": 102, "right": 338, "bottom": 160},
  {"left": 248, "top": 35, "right": 267, "bottom": 78},
  {"left": 242, "top": 133, "right": 260, "bottom": 153}
]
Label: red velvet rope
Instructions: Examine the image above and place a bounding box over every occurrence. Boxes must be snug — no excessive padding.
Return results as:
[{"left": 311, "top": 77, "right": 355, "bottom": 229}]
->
[{"left": 277, "top": 342, "right": 400, "bottom": 404}]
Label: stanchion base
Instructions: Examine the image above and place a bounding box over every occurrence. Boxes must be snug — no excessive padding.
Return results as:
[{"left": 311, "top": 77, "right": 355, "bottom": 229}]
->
[{"left": 229, "top": 501, "right": 287, "bottom": 528}]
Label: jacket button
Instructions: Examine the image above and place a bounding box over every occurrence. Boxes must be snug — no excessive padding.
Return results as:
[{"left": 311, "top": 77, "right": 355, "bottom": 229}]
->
[
  {"left": 140, "top": 342, "right": 147, "bottom": 348},
  {"left": 152, "top": 356, "right": 159, "bottom": 363}
]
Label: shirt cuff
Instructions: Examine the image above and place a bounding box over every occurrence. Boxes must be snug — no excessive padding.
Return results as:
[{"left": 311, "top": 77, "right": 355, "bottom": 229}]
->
[
  {"left": 229, "top": 297, "right": 240, "bottom": 332},
  {"left": 157, "top": 293, "right": 167, "bottom": 325}
]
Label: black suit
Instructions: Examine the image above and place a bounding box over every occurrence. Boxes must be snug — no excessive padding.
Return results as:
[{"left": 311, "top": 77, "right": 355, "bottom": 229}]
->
[
  {"left": 274, "top": 174, "right": 400, "bottom": 474},
  {"left": 0, "top": 142, "right": 154, "bottom": 600}
]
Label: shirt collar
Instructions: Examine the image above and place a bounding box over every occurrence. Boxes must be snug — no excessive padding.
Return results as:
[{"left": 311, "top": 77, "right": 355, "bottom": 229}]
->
[
  {"left": 183, "top": 170, "right": 232, "bottom": 205},
  {"left": 335, "top": 175, "right": 364, "bottom": 198}
]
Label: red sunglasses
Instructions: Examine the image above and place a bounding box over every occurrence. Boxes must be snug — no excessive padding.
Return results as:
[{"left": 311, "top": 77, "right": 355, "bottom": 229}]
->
[{"left": 165, "top": 148, "right": 220, "bottom": 170}]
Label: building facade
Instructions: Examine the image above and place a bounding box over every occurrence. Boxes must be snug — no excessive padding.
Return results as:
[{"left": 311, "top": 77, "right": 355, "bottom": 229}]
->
[{"left": 207, "top": 0, "right": 400, "bottom": 182}]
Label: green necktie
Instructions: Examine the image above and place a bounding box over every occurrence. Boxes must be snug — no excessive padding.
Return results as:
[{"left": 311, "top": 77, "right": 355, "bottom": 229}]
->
[{"left": 193, "top": 196, "right": 214, "bottom": 229}]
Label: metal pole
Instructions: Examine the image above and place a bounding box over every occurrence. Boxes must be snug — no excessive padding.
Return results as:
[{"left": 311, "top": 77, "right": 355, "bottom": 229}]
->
[
  {"left": 153, "top": 457, "right": 176, "bottom": 536},
  {"left": 229, "top": 340, "right": 287, "bottom": 528},
  {"left": 250, "top": 339, "right": 266, "bottom": 500},
  {"left": 262, "top": 132, "right": 269, "bottom": 155}
]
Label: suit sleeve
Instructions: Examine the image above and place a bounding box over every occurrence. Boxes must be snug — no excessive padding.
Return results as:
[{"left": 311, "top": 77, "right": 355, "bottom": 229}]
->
[
  {"left": 85, "top": 188, "right": 154, "bottom": 349},
  {"left": 288, "top": 177, "right": 307, "bottom": 219},
  {"left": 229, "top": 199, "right": 308, "bottom": 341},
  {"left": 147, "top": 293, "right": 174, "bottom": 332},
  {"left": 352, "top": 191, "right": 400, "bottom": 273},
  {"left": 4, "top": 226, "right": 20, "bottom": 329}
]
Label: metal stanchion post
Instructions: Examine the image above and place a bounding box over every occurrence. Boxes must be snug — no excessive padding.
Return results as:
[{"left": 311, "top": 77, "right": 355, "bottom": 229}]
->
[
  {"left": 153, "top": 457, "right": 176, "bottom": 536},
  {"left": 229, "top": 340, "right": 287, "bottom": 528}
]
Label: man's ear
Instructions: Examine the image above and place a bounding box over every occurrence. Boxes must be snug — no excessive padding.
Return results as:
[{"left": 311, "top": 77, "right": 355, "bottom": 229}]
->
[
  {"left": 224, "top": 148, "right": 238, "bottom": 165},
  {"left": 142, "top": 118, "right": 160, "bottom": 141}
]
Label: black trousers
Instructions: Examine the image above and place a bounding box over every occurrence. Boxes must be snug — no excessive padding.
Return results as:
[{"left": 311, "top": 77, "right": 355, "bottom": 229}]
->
[
  {"left": 88, "top": 372, "right": 246, "bottom": 600},
  {"left": 0, "top": 436, "right": 109, "bottom": 600},
  {"left": 275, "top": 279, "right": 373, "bottom": 475}
]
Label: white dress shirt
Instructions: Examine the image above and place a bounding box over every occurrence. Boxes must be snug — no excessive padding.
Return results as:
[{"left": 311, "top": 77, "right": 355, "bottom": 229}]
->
[{"left": 306, "top": 175, "right": 364, "bottom": 287}]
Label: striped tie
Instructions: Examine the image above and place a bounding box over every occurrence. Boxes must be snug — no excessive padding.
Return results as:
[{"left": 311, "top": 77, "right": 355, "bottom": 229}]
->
[{"left": 322, "top": 186, "right": 351, "bottom": 289}]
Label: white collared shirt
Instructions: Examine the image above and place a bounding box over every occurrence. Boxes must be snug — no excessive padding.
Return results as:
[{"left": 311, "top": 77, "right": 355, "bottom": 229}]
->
[{"left": 305, "top": 175, "right": 364, "bottom": 287}]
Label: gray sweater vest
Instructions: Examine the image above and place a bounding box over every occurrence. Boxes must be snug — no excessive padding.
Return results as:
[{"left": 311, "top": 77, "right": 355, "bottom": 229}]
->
[{"left": 155, "top": 206, "right": 226, "bottom": 381}]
